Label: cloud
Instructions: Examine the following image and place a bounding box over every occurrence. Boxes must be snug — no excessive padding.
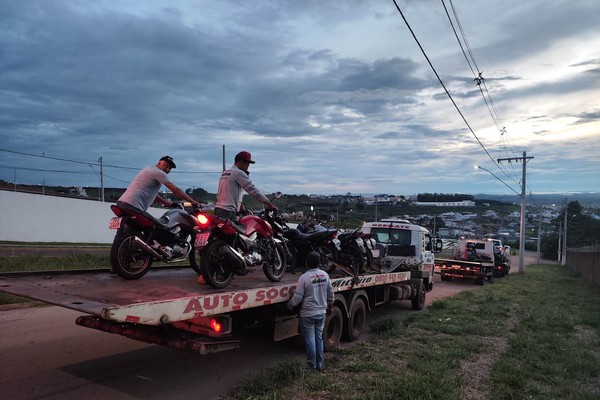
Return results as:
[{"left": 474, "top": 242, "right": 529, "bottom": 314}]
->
[{"left": 0, "top": 0, "right": 599, "bottom": 195}]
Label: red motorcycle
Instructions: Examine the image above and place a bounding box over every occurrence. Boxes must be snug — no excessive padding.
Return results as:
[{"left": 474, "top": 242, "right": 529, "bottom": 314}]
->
[{"left": 190, "top": 209, "right": 287, "bottom": 289}]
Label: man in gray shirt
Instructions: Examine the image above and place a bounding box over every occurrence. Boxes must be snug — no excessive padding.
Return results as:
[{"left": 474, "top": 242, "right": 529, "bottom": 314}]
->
[
  {"left": 214, "top": 151, "right": 276, "bottom": 220},
  {"left": 287, "top": 251, "right": 334, "bottom": 371},
  {"left": 118, "top": 156, "right": 200, "bottom": 212}
]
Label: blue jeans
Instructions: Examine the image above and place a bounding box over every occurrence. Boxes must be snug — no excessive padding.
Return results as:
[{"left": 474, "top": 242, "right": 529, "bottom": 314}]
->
[{"left": 299, "top": 314, "right": 326, "bottom": 370}]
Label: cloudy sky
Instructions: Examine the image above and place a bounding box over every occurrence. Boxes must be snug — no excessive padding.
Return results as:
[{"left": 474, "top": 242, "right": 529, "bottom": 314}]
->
[{"left": 1, "top": 0, "right": 599, "bottom": 197}]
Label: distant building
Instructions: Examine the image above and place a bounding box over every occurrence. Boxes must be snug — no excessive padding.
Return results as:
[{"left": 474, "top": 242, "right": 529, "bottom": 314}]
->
[{"left": 414, "top": 200, "right": 475, "bottom": 207}]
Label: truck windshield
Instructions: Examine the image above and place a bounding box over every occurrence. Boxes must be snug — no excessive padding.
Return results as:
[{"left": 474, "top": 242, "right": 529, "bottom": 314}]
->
[{"left": 371, "top": 228, "right": 411, "bottom": 245}]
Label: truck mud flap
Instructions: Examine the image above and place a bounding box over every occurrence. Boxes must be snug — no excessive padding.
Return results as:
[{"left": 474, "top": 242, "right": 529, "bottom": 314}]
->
[{"left": 76, "top": 315, "right": 240, "bottom": 355}]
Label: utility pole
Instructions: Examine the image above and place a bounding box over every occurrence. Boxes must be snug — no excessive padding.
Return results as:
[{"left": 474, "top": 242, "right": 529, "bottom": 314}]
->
[
  {"left": 498, "top": 151, "right": 533, "bottom": 273},
  {"left": 562, "top": 197, "right": 568, "bottom": 266},
  {"left": 536, "top": 216, "right": 541, "bottom": 264},
  {"left": 98, "top": 157, "right": 104, "bottom": 202},
  {"left": 222, "top": 145, "right": 226, "bottom": 172}
]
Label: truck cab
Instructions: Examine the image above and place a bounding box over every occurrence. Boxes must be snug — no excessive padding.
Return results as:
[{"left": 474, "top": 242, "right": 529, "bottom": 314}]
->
[{"left": 361, "top": 218, "right": 440, "bottom": 291}]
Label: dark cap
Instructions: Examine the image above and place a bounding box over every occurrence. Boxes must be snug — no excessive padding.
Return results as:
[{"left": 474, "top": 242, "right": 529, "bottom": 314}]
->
[
  {"left": 235, "top": 151, "right": 255, "bottom": 164},
  {"left": 306, "top": 251, "right": 321, "bottom": 269},
  {"left": 160, "top": 156, "right": 176, "bottom": 169}
]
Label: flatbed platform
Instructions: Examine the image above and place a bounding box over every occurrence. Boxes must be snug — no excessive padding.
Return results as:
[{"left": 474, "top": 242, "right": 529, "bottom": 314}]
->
[
  {"left": 0, "top": 268, "right": 298, "bottom": 322},
  {"left": 0, "top": 267, "right": 411, "bottom": 325}
]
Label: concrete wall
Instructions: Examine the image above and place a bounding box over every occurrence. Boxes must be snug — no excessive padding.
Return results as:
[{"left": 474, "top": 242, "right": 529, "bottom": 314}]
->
[{"left": 0, "top": 191, "right": 165, "bottom": 243}]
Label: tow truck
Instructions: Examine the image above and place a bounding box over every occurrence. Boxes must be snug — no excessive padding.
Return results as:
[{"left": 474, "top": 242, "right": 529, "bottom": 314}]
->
[
  {"left": 0, "top": 263, "right": 428, "bottom": 355},
  {"left": 435, "top": 238, "right": 509, "bottom": 284}
]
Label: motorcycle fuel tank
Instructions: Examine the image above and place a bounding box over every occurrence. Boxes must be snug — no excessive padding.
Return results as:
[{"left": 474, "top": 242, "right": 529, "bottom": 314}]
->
[
  {"left": 161, "top": 209, "right": 198, "bottom": 230},
  {"left": 240, "top": 215, "right": 273, "bottom": 237}
]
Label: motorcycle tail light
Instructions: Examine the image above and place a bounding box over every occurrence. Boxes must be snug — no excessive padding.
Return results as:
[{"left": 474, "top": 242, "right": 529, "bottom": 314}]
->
[{"left": 197, "top": 213, "right": 210, "bottom": 226}]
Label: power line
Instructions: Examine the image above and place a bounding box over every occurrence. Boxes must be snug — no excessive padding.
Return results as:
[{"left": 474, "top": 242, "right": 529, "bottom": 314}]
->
[
  {"left": 441, "top": 0, "right": 521, "bottom": 186},
  {"left": 0, "top": 147, "right": 221, "bottom": 174},
  {"left": 391, "top": 0, "right": 519, "bottom": 195}
]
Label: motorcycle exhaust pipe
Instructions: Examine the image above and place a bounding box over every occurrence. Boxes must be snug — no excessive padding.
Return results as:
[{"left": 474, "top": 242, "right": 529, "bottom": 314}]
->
[
  {"left": 218, "top": 245, "right": 246, "bottom": 270},
  {"left": 131, "top": 236, "right": 164, "bottom": 260}
]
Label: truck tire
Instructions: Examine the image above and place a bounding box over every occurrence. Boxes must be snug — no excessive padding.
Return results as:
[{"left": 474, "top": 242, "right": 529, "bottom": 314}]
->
[
  {"left": 324, "top": 305, "right": 343, "bottom": 351},
  {"left": 440, "top": 273, "right": 452, "bottom": 282},
  {"left": 475, "top": 276, "right": 485, "bottom": 285},
  {"left": 345, "top": 298, "right": 366, "bottom": 341},
  {"left": 411, "top": 279, "right": 425, "bottom": 311}
]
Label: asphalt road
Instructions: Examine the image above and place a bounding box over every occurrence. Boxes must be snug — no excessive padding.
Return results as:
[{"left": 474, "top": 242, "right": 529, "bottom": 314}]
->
[{"left": 0, "top": 252, "right": 550, "bottom": 400}]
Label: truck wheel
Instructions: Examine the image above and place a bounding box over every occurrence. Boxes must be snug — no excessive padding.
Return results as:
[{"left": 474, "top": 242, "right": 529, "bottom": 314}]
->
[
  {"left": 345, "top": 299, "right": 366, "bottom": 341},
  {"left": 110, "top": 232, "right": 153, "bottom": 280},
  {"left": 486, "top": 271, "right": 495, "bottom": 283},
  {"left": 440, "top": 273, "right": 452, "bottom": 282},
  {"left": 324, "top": 305, "right": 343, "bottom": 352},
  {"left": 475, "top": 277, "right": 485, "bottom": 285},
  {"left": 411, "top": 279, "right": 425, "bottom": 311}
]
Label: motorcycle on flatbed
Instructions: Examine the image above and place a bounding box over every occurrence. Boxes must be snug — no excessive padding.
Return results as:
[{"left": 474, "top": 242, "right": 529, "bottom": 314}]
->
[
  {"left": 190, "top": 208, "right": 287, "bottom": 289},
  {"left": 109, "top": 201, "right": 203, "bottom": 280}
]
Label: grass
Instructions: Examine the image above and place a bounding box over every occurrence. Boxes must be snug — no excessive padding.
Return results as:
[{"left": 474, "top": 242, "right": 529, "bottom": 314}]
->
[
  {"left": 0, "top": 246, "right": 186, "bottom": 305},
  {"left": 224, "top": 265, "right": 600, "bottom": 400}
]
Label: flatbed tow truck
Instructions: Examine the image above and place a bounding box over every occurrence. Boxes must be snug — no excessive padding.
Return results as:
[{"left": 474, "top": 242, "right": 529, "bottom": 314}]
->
[{"left": 0, "top": 265, "right": 427, "bottom": 355}]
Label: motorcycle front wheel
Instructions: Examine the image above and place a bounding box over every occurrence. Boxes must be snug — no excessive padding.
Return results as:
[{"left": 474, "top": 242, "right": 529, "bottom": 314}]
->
[
  {"left": 189, "top": 249, "right": 203, "bottom": 275},
  {"left": 110, "top": 232, "right": 153, "bottom": 280},
  {"left": 262, "top": 239, "right": 287, "bottom": 282},
  {"left": 200, "top": 239, "right": 234, "bottom": 289}
]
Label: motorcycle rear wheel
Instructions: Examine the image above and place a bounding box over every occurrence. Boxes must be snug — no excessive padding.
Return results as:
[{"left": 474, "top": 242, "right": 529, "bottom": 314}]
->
[
  {"left": 200, "top": 239, "right": 234, "bottom": 289},
  {"left": 262, "top": 239, "right": 287, "bottom": 282},
  {"left": 110, "top": 232, "right": 153, "bottom": 280},
  {"left": 339, "top": 245, "right": 365, "bottom": 274},
  {"left": 315, "top": 243, "right": 339, "bottom": 274}
]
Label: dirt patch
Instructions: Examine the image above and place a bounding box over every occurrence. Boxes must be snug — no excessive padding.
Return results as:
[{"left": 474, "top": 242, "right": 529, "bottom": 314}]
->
[{"left": 459, "top": 305, "right": 518, "bottom": 400}]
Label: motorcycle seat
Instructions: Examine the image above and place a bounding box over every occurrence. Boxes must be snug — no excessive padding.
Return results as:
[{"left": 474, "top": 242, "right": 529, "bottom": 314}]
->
[
  {"left": 111, "top": 204, "right": 166, "bottom": 228},
  {"left": 214, "top": 215, "right": 247, "bottom": 235},
  {"left": 284, "top": 228, "right": 335, "bottom": 242}
]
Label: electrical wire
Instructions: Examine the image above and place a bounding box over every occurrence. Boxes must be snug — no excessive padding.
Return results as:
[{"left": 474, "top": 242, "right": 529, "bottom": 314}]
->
[
  {"left": 441, "top": 0, "right": 521, "bottom": 186},
  {"left": 391, "top": 0, "right": 520, "bottom": 195}
]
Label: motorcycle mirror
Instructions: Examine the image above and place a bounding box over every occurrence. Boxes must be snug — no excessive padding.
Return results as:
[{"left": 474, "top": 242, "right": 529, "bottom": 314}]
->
[{"left": 274, "top": 191, "right": 282, "bottom": 199}]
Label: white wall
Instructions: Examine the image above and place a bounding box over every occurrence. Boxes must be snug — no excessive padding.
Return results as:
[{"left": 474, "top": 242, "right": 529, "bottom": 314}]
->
[{"left": 0, "top": 191, "right": 165, "bottom": 243}]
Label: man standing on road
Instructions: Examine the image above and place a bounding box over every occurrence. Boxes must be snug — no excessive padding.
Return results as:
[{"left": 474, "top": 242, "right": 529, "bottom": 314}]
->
[
  {"left": 214, "top": 151, "right": 276, "bottom": 220},
  {"left": 117, "top": 156, "right": 200, "bottom": 213},
  {"left": 287, "top": 251, "right": 334, "bottom": 371}
]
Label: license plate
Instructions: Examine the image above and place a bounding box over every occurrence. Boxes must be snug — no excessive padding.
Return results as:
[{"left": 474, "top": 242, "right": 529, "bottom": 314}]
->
[
  {"left": 109, "top": 217, "right": 122, "bottom": 230},
  {"left": 195, "top": 232, "right": 211, "bottom": 248}
]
